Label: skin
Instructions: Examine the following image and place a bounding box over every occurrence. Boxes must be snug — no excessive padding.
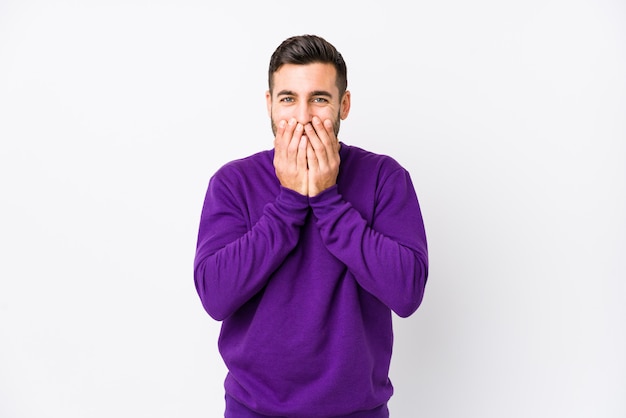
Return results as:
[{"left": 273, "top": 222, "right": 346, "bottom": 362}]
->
[{"left": 266, "top": 63, "right": 351, "bottom": 197}]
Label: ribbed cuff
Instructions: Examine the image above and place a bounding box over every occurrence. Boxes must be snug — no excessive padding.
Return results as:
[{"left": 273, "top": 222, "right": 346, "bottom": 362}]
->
[{"left": 271, "top": 186, "right": 310, "bottom": 225}]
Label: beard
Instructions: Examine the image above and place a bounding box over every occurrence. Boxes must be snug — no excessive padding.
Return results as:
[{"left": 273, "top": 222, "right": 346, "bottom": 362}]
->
[{"left": 270, "top": 111, "right": 342, "bottom": 138}]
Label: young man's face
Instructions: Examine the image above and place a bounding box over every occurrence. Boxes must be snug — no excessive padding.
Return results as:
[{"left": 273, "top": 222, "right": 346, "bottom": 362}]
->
[{"left": 266, "top": 62, "right": 350, "bottom": 138}]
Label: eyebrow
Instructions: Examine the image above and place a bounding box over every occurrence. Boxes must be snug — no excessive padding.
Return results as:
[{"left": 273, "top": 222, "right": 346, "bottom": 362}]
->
[{"left": 276, "top": 90, "right": 334, "bottom": 99}]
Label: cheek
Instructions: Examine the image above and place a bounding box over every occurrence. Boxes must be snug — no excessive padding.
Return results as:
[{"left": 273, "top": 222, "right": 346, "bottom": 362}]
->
[
  {"left": 271, "top": 106, "right": 292, "bottom": 121},
  {"left": 312, "top": 107, "right": 336, "bottom": 121}
]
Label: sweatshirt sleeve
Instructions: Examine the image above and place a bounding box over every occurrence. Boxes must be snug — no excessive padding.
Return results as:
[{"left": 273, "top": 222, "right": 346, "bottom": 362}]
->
[
  {"left": 194, "top": 171, "right": 309, "bottom": 321},
  {"left": 309, "top": 168, "right": 428, "bottom": 318}
]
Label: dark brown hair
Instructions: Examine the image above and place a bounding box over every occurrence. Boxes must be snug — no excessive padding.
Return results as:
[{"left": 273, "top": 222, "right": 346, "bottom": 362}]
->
[{"left": 268, "top": 34, "right": 348, "bottom": 96}]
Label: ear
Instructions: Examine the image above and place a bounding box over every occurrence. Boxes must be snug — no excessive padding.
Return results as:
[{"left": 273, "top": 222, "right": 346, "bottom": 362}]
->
[
  {"left": 340, "top": 90, "right": 351, "bottom": 120},
  {"left": 265, "top": 90, "right": 272, "bottom": 118}
]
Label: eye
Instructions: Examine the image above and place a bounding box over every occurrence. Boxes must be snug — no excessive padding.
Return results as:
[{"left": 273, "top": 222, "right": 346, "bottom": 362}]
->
[
  {"left": 279, "top": 97, "right": 295, "bottom": 103},
  {"left": 312, "top": 97, "right": 329, "bottom": 103}
]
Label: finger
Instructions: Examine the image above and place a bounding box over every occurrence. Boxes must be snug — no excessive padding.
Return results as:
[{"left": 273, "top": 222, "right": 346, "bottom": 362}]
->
[
  {"left": 304, "top": 121, "right": 327, "bottom": 161},
  {"left": 314, "top": 117, "right": 338, "bottom": 153},
  {"left": 288, "top": 123, "right": 304, "bottom": 161},
  {"left": 298, "top": 136, "right": 308, "bottom": 170},
  {"left": 322, "top": 118, "right": 339, "bottom": 150},
  {"left": 306, "top": 141, "right": 318, "bottom": 171},
  {"left": 274, "top": 119, "right": 295, "bottom": 155},
  {"left": 307, "top": 119, "right": 338, "bottom": 170},
  {"left": 277, "top": 119, "right": 287, "bottom": 135},
  {"left": 311, "top": 116, "right": 337, "bottom": 153}
]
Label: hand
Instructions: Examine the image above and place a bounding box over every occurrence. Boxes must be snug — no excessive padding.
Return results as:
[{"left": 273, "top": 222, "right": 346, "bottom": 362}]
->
[
  {"left": 305, "top": 116, "right": 340, "bottom": 197},
  {"left": 273, "top": 118, "right": 308, "bottom": 196}
]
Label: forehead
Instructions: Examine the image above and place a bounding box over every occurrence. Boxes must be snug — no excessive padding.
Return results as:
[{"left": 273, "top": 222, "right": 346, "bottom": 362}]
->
[{"left": 272, "top": 63, "right": 338, "bottom": 95}]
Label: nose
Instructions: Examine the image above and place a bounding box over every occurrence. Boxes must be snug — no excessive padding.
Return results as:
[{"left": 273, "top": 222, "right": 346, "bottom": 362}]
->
[{"left": 295, "top": 102, "right": 312, "bottom": 126}]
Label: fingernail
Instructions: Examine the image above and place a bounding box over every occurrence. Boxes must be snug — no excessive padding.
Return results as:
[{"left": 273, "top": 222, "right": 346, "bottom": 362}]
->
[{"left": 279, "top": 120, "right": 286, "bottom": 128}]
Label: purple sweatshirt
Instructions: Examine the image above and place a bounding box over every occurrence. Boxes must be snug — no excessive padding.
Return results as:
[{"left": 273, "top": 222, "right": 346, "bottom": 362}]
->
[{"left": 194, "top": 143, "right": 428, "bottom": 417}]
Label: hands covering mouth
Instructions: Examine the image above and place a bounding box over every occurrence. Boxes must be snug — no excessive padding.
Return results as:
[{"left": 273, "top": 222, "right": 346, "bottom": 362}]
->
[{"left": 273, "top": 116, "right": 341, "bottom": 197}]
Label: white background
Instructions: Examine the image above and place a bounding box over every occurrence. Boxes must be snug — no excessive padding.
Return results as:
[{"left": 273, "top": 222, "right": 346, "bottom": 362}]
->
[{"left": 1, "top": 1, "right": 625, "bottom": 417}]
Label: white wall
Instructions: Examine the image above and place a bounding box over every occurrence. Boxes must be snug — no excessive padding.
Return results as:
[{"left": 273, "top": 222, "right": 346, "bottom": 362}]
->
[{"left": 1, "top": 1, "right": 624, "bottom": 417}]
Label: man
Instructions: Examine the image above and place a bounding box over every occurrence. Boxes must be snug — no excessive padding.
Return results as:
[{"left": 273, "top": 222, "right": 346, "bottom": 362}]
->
[{"left": 194, "top": 34, "right": 428, "bottom": 417}]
